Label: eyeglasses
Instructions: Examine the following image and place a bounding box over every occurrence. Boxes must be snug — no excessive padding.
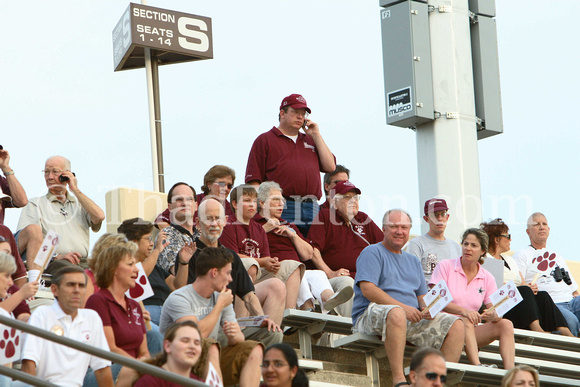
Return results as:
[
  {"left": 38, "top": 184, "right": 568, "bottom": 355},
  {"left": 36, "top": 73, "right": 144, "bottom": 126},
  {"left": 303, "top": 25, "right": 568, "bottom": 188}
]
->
[
  {"left": 340, "top": 194, "right": 360, "bottom": 201},
  {"left": 424, "top": 372, "right": 447, "bottom": 383},
  {"left": 141, "top": 236, "right": 153, "bottom": 242},
  {"left": 42, "top": 169, "right": 65, "bottom": 176},
  {"left": 430, "top": 210, "right": 448, "bottom": 219},
  {"left": 261, "top": 361, "right": 289, "bottom": 369},
  {"left": 214, "top": 181, "right": 234, "bottom": 189},
  {"left": 500, "top": 234, "right": 511, "bottom": 240},
  {"left": 331, "top": 180, "right": 346, "bottom": 185}
]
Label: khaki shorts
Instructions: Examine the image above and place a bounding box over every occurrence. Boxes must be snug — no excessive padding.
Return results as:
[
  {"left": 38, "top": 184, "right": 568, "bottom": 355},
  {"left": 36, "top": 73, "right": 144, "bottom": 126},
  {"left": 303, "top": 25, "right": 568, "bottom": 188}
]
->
[
  {"left": 195, "top": 338, "right": 263, "bottom": 386},
  {"left": 353, "top": 303, "right": 460, "bottom": 350},
  {"left": 241, "top": 258, "right": 304, "bottom": 283}
]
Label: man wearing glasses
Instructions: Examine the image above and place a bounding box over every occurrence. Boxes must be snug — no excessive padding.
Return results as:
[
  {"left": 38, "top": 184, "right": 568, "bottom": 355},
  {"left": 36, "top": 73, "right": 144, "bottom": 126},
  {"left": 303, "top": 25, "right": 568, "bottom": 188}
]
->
[
  {"left": 406, "top": 198, "right": 461, "bottom": 285},
  {"left": 306, "top": 180, "right": 383, "bottom": 317},
  {"left": 245, "top": 94, "right": 336, "bottom": 236},
  {"left": 16, "top": 155, "right": 104, "bottom": 270},
  {"left": 409, "top": 347, "right": 447, "bottom": 387}
]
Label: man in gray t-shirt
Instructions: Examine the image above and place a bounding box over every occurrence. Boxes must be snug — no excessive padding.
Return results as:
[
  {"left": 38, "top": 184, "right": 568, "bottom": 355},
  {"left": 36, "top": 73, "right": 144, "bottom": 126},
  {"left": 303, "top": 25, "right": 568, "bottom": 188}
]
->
[
  {"left": 159, "top": 246, "right": 263, "bottom": 386},
  {"left": 406, "top": 198, "right": 461, "bottom": 283}
]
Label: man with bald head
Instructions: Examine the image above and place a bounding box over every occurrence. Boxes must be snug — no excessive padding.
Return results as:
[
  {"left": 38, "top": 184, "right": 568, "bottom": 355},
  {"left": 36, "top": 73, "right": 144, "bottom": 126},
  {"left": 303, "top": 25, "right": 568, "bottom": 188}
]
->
[
  {"left": 16, "top": 156, "right": 105, "bottom": 270},
  {"left": 514, "top": 212, "right": 580, "bottom": 335},
  {"left": 352, "top": 209, "right": 464, "bottom": 387}
]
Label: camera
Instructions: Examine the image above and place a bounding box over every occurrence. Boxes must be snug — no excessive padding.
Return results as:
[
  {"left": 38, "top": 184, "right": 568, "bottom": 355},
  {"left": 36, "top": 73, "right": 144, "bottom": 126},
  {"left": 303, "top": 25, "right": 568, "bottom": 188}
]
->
[
  {"left": 58, "top": 172, "right": 76, "bottom": 182},
  {"left": 552, "top": 266, "right": 572, "bottom": 286}
]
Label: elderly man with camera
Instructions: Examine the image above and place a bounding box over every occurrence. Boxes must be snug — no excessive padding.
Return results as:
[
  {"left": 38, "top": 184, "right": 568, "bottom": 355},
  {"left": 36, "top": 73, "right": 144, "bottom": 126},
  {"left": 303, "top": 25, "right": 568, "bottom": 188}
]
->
[
  {"left": 16, "top": 155, "right": 105, "bottom": 271},
  {"left": 513, "top": 212, "right": 580, "bottom": 335}
]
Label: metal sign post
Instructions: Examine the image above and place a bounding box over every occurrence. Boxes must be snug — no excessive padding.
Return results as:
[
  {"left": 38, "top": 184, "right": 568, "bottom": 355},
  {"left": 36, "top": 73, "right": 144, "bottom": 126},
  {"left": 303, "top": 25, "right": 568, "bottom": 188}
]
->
[{"left": 112, "top": 2, "right": 213, "bottom": 192}]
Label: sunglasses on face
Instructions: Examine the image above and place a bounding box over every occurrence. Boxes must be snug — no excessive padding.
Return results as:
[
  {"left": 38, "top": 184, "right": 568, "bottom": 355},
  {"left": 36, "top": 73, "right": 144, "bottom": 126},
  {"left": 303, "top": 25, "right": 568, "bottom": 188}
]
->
[
  {"left": 214, "top": 181, "right": 234, "bottom": 189},
  {"left": 424, "top": 372, "right": 447, "bottom": 383}
]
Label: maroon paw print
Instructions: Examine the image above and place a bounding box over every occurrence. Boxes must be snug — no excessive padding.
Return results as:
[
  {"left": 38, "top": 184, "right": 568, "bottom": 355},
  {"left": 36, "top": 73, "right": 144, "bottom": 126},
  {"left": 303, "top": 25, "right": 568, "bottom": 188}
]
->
[
  {"left": 0, "top": 328, "right": 20, "bottom": 358},
  {"left": 129, "top": 274, "right": 148, "bottom": 299},
  {"left": 532, "top": 251, "right": 557, "bottom": 272}
]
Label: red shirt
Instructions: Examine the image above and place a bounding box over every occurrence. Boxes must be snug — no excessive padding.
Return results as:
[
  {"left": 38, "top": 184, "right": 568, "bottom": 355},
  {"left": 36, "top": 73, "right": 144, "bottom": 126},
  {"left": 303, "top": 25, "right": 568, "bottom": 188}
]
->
[
  {"left": 85, "top": 288, "right": 146, "bottom": 358},
  {"left": 245, "top": 127, "right": 334, "bottom": 199},
  {"left": 307, "top": 208, "right": 383, "bottom": 277},
  {"left": 0, "top": 225, "right": 27, "bottom": 281},
  {"left": 253, "top": 214, "right": 305, "bottom": 262},
  {"left": 219, "top": 218, "right": 271, "bottom": 258}
]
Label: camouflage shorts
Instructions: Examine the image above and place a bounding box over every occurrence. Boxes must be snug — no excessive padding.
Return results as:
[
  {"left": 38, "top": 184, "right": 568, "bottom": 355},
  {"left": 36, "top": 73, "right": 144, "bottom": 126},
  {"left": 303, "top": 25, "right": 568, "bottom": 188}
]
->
[{"left": 353, "top": 303, "right": 459, "bottom": 350}]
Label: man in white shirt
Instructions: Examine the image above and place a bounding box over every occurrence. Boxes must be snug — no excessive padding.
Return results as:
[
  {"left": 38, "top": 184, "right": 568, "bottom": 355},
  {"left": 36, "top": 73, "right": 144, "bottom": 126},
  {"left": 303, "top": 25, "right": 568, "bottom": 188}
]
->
[
  {"left": 513, "top": 212, "right": 580, "bottom": 335},
  {"left": 21, "top": 265, "right": 113, "bottom": 387}
]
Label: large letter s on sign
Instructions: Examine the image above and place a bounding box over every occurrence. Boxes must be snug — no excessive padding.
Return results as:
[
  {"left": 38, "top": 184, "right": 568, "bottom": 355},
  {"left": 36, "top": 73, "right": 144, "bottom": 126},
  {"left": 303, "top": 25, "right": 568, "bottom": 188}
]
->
[{"left": 178, "top": 17, "right": 209, "bottom": 52}]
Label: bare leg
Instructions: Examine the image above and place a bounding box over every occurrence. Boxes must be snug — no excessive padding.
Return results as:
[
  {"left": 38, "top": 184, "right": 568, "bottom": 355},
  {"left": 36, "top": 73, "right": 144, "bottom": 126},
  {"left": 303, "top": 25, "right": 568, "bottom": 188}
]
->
[
  {"left": 284, "top": 268, "right": 300, "bottom": 309},
  {"left": 234, "top": 295, "right": 249, "bottom": 319},
  {"left": 529, "top": 319, "right": 547, "bottom": 333},
  {"left": 559, "top": 326, "right": 575, "bottom": 336},
  {"left": 238, "top": 345, "right": 263, "bottom": 386},
  {"left": 441, "top": 319, "right": 466, "bottom": 363},
  {"left": 461, "top": 317, "right": 481, "bottom": 365},
  {"left": 247, "top": 265, "right": 258, "bottom": 283},
  {"left": 475, "top": 320, "right": 515, "bottom": 369},
  {"left": 300, "top": 299, "right": 315, "bottom": 310},
  {"left": 320, "top": 289, "right": 334, "bottom": 303},
  {"left": 255, "top": 278, "right": 286, "bottom": 325},
  {"left": 206, "top": 343, "right": 222, "bottom": 381},
  {"left": 18, "top": 224, "right": 43, "bottom": 270},
  {"left": 383, "top": 307, "right": 408, "bottom": 385}
]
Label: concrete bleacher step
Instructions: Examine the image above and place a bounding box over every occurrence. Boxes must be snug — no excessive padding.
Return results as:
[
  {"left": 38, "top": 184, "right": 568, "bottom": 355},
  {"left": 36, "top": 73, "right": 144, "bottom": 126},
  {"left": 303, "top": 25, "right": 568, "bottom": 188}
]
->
[
  {"left": 513, "top": 328, "right": 580, "bottom": 352},
  {"left": 483, "top": 340, "right": 580, "bottom": 366},
  {"left": 307, "top": 369, "right": 371, "bottom": 387}
]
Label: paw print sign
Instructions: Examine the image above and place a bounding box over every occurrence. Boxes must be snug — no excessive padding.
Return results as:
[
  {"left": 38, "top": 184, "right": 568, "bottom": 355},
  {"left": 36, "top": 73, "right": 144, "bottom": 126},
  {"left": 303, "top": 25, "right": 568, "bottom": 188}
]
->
[
  {"left": 205, "top": 361, "right": 224, "bottom": 387},
  {"left": 0, "top": 327, "right": 21, "bottom": 364},
  {"left": 532, "top": 251, "right": 557, "bottom": 272},
  {"left": 125, "top": 262, "right": 153, "bottom": 302}
]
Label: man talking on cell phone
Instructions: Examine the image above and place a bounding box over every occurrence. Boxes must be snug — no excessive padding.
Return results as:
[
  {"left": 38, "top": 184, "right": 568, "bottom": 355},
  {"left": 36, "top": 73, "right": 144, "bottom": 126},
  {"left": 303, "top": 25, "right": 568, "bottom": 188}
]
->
[
  {"left": 15, "top": 155, "right": 105, "bottom": 271},
  {"left": 245, "top": 94, "right": 336, "bottom": 236}
]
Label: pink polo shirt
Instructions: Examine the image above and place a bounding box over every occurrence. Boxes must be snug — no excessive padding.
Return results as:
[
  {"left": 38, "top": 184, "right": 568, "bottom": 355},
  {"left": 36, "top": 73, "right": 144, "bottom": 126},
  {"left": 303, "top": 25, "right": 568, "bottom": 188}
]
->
[
  {"left": 245, "top": 127, "right": 335, "bottom": 199},
  {"left": 429, "top": 257, "right": 496, "bottom": 313}
]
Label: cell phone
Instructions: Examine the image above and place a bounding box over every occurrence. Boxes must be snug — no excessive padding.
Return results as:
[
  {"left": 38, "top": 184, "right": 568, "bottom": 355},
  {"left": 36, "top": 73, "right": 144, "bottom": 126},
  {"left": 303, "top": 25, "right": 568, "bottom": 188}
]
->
[
  {"left": 59, "top": 172, "right": 76, "bottom": 182},
  {"left": 302, "top": 119, "right": 308, "bottom": 130},
  {"left": 0, "top": 145, "right": 3, "bottom": 150}
]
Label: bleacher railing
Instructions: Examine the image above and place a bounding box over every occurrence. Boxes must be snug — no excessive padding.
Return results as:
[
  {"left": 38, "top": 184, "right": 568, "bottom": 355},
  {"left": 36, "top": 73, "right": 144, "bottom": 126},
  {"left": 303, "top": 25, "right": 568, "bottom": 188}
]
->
[{"left": 0, "top": 314, "right": 208, "bottom": 386}]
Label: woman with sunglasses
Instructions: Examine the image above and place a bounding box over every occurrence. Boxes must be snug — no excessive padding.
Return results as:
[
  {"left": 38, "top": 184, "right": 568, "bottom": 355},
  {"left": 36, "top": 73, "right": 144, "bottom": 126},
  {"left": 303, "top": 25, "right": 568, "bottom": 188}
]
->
[
  {"left": 481, "top": 219, "right": 573, "bottom": 335},
  {"left": 261, "top": 343, "right": 308, "bottom": 387}
]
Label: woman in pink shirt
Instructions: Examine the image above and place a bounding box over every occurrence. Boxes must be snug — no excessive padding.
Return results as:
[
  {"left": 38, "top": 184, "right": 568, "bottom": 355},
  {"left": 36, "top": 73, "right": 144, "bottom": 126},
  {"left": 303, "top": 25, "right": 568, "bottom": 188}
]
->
[{"left": 430, "top": 228, "right": 515, "bottom": 369}]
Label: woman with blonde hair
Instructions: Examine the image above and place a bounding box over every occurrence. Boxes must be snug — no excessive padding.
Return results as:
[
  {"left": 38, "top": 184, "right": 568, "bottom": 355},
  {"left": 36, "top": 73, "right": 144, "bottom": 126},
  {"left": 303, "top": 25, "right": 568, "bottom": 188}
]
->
[{"left": 501, "top": 365, "right": 539, "bottom": 387}]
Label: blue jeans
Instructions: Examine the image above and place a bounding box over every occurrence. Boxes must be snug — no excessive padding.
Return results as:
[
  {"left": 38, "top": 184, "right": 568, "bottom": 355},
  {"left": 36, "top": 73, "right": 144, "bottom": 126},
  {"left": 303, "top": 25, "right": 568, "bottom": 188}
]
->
[
  {"left": 145, "top": 304, "right": 162, "bottom": 327},
  {"left": 556, "top": 297, "right": 580, "bottom": 336},
  {"left": 282, "top": 199, "right": 319, "bottom": 237}
]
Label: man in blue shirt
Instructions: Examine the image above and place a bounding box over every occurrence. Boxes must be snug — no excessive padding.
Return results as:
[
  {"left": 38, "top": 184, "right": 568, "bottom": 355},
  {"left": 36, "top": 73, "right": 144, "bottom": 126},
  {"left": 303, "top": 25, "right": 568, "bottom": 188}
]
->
[{"left": 353, "top": 209, "right": 464, "bottom": 387}]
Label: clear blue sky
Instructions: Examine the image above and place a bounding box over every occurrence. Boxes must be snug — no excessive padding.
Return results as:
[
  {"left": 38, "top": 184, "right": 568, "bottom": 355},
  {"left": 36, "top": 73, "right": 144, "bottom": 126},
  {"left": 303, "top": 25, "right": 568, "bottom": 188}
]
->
[{"left": 1, "top": 1, "right": 578, "bottom": 260}]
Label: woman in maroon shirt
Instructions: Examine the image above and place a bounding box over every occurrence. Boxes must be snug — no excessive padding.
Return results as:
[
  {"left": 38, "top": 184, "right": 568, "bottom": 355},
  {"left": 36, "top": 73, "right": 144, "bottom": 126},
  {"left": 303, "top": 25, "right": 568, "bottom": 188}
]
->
[
  {"left": 86, "top": 243, "right": 149, "bottom": 360},
  {"left": 134, "top": 321, "right": 204, "bottom": 386}
]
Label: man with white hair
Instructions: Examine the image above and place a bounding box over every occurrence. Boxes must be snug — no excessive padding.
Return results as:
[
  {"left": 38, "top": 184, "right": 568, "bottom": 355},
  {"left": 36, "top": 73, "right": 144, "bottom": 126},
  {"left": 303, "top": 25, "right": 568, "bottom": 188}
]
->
[
  {"left": 16, "top": 156, "right": 105, "bottom": 270},
  {"left": 513, "top": 212, "right": 580, "bottom": 335}
]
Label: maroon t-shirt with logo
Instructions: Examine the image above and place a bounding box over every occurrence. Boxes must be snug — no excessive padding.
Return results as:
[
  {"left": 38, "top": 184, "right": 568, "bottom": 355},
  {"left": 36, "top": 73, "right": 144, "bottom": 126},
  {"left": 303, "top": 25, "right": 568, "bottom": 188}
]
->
[
  {"left": 253, "top": 214, "right": 305, "bottom": 262},
  {"left": 85, "top": 288, "right": 146, "bottom": 358},
  {"left": 307, "top": 208, "right": 384, "bottom": 277},
  {"left": 219, "top": 218, "right": 271, "bottom": 258},
  {"left": 245, "top": 127, "right": 334, "bottom": 199}
]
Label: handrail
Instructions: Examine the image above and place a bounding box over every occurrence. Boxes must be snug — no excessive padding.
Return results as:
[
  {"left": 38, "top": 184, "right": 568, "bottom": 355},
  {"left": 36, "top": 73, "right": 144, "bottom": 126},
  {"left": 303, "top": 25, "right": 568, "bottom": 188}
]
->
[
  {"left": 0, "top": 315, "right": 208, "bottom": 386},
  {"left": 0, "top": 366, "right": 58, "bottom": 386}
]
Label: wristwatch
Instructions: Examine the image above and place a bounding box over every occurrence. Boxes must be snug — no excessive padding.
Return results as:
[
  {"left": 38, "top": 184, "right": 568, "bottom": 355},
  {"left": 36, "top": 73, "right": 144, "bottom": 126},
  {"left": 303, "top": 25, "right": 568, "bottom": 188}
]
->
[{"left": 3, "top": 170, "right": 14, "bottom": 177}]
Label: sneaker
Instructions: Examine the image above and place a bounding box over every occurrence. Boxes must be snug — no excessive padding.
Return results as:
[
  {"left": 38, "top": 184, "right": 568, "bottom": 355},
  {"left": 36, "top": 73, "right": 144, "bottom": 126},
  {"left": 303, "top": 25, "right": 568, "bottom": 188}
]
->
[
  {"left": 477, "top": 363, "right": 498, "bottom": 368},
  {"left": 323, "top": 286, "right": 354, "bottom": 312}
]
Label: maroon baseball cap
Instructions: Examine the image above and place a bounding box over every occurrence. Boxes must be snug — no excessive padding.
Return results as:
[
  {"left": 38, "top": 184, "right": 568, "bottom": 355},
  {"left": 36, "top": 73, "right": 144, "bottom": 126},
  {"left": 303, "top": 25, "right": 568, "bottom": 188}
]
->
[
  {"left": 424, "top": 198, "right": 449, "bottom": 215},
  {"left": 280, "top": 94, "right": 311, "bottom": 114},
  {"left": 331, "top": 180, "right": 361, "bottom": 198}
]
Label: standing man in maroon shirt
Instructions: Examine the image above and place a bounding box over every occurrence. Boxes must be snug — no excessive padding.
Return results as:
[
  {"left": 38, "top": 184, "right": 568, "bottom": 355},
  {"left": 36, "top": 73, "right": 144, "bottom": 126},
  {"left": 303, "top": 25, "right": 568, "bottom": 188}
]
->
[
  {"left": 245, "top": 94, "right": 336, "bottom": 236},
  {"left": 307, "top": 181, "right": 383, "bottom": 317}
]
